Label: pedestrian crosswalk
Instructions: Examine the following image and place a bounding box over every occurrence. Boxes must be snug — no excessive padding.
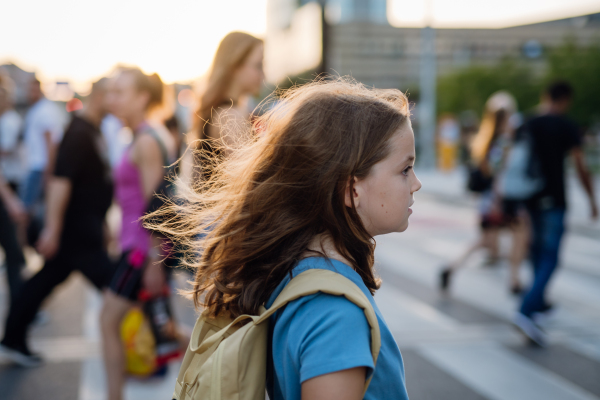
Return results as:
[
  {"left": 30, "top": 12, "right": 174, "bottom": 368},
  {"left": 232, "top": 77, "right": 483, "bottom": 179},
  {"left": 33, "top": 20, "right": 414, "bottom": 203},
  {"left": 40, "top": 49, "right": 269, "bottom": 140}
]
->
[{"left": 1, "top": 196, "right": 599, "bottom": 400}]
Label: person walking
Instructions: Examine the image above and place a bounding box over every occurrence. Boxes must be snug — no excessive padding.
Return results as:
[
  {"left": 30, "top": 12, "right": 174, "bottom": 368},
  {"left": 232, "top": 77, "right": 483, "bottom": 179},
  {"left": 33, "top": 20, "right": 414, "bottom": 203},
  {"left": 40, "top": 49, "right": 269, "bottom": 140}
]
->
[
  {"left": 100, "top": 67, "right": 176, "bottom": 400},
  {"left": 192, "top": 31, "right": 264, "bottom": 181},
  {"left": 513, "top": 81, "right": 598, "bottom": 346},
  {"left": 0, "top": 75, "right": 24, "bottom": 193},
  {"left": 149, "top": 79, "right": 420, "bottom": 399},
  {"left": 0, "top": 169, "right": 26, "bottom": 306},
  {"left": 440, "top": 91, "right": 529, "bottom": 293},
  {"left": 20, "top": 77, "right": 64, "bottom": 213},
  {"left": 0, "top": 78, "right": 115, "bottom": 366}
]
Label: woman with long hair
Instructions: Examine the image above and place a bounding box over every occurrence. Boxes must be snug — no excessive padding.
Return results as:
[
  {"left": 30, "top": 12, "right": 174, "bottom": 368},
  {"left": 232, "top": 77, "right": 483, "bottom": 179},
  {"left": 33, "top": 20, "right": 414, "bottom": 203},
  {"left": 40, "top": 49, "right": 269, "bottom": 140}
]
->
[
  {"left": 440, "top": 91, "right": 529, "bottom": 293},
  {"left": 149, "top": 78, "right": 420, "bottom": 399},
  {"left": 100, "top": 67, "right": 176, "bottom": 400},
  {"left": 192, "top": 31, "right": 264, "bottom": 179}
]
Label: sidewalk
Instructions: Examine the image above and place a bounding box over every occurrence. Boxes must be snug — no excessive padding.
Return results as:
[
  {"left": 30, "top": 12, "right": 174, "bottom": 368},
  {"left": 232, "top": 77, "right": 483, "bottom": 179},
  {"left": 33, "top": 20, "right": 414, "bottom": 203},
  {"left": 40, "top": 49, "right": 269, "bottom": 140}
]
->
[{"left": 416, "top": 167, "right": 600, "bottom": 238}]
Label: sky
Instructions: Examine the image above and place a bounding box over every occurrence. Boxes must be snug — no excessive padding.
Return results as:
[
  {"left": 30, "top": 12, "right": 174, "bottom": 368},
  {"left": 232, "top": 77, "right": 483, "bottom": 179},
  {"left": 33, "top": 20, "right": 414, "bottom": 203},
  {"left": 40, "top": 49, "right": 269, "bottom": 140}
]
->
[{"left": 1, "top": 0, "right": 598, "bottom": 92}]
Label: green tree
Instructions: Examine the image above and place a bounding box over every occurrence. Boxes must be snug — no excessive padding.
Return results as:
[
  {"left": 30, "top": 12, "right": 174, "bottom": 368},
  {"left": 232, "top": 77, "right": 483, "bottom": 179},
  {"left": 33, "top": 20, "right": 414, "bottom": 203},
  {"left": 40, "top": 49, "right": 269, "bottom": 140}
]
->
[
  {"left": 436, "top": 59, "right": 541, "bottom": 118},
  {"left": 545, "top": 39, "right": 600, "bottom": 127}
]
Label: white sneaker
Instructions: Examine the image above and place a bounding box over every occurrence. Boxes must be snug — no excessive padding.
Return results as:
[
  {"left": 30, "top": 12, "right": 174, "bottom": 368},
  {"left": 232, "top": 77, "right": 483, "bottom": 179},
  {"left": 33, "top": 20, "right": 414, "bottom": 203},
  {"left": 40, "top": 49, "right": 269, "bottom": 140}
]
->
[
  {"left": 32, "top": 310, "right": 50, "bottom": 327},
  {"left": 513, "top": 312, "right": 548, "bottom": 347},
  {"left": 0, "top": 343, "right": 44, "bottom": 367}
]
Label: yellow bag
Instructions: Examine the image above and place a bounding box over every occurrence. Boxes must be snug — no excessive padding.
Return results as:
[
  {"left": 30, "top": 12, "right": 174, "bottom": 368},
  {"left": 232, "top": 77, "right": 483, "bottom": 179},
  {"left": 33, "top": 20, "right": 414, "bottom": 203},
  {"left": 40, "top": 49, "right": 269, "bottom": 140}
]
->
[
  {"left": 121, "top": 307, "right": 157, "bottom": 377},
  {"left": 174, "top": 269, "right": 381, "bottom": 400}
]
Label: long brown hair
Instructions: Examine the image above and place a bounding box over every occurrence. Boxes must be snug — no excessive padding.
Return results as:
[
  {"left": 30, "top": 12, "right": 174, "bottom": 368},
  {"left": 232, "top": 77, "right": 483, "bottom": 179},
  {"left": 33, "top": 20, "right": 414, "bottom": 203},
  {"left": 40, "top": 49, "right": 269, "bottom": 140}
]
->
[
  {"left": 195, "top": 31, "right": 263, "bottom": 139},
  {"left": 471, "top": 91, "right": 516, "bottom": 165},
  {"left": 148, "top": 78, "right": 410, "bottom": 319}
]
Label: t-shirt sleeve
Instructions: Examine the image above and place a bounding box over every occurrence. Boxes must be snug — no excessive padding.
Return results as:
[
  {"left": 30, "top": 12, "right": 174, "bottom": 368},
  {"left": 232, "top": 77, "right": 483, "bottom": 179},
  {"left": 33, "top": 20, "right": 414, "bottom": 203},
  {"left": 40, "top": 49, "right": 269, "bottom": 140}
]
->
[
  {"left": 281, "top": 292, "right": 375, "bottom": 383},
  {"left": 566, "top": 120, "right": 582, "bottom": 149},
  {"left": 54, "top": 125, "right": 86, "bottom": 180}
]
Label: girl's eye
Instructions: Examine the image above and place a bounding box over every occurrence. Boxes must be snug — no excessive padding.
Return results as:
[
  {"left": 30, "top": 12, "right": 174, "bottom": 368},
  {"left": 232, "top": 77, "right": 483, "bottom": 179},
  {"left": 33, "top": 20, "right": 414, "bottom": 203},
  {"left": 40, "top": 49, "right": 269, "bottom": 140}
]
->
[{"left": 402, "top": 166, "right": 412, "bottom": 176}]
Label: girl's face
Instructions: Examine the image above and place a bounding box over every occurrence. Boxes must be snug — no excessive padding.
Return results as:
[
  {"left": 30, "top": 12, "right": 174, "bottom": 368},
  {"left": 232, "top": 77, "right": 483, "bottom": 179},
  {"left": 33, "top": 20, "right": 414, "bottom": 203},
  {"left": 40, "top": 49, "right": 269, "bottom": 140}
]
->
[
  {"left": 349, "top": 124, "right": 422, "bottom": 236},
  {"left": 233, "top": 44, "right": 265, "bottom": 97},
  {"left": 106, "top": 72, "right": 148, "bottom": 124}
]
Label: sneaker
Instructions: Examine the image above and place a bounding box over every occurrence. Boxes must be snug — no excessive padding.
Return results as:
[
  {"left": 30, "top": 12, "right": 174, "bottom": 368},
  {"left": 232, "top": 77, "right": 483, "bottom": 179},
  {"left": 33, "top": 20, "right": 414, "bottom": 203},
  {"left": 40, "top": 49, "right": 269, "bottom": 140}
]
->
[
  {"left": 533, "top": 303, "right": 557, "bottom": 326},
  {"left": 510, "top": 284, "right": 523, "bottom": 296},
  {"left": 0, "top": 342, "right": 44, "bottom": 367},
  {"left": 439, "top": 268, "right": 452, "bottom": 292},
  {"left": 32, "top": 310, "right": 50, "bottom": 327},
  {"left": 513, "top": 312, "right": 548, "bottom": 347}
]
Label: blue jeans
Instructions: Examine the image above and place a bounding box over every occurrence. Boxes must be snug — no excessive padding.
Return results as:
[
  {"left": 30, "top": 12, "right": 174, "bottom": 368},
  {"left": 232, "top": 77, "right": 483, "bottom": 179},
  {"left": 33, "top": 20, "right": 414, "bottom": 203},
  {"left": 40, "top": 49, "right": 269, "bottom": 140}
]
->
[
  {"left": 19, "top": 170, "right": 44, "bottom": 210},
  {"left": 520, "top": 207, "right": 566, "bottom": 317}
]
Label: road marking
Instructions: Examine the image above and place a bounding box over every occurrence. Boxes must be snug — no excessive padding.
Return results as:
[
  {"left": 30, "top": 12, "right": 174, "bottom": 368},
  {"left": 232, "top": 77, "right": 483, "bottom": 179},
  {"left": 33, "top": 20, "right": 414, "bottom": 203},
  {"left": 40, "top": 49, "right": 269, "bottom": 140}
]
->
[{"left": 418, "top": 342, "right": 600, "bottom": 400}]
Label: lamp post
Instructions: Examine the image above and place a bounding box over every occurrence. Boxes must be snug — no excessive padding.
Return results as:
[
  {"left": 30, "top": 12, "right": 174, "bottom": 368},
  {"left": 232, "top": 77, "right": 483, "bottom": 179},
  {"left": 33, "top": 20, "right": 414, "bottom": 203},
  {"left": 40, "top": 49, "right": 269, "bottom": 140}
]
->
[{"left": 418, "top": 0, "right": 437, "bottom": 169}]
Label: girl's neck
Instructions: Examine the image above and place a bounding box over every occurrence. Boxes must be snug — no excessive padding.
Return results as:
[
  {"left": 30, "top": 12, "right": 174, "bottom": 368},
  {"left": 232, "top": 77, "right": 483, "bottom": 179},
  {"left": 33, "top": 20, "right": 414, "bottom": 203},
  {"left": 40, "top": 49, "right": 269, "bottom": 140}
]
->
[
  {"left": 304, "top": 233, "right": 354, "bottom": 268},
  {"left": 127, "top": 113, "right": 146, "bottom": 132}
]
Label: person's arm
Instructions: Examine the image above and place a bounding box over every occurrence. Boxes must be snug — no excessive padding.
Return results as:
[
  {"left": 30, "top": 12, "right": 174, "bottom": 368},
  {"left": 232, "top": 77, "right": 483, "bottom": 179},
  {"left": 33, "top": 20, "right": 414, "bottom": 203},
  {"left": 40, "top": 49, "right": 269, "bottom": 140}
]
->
[
  {"left": 302, "top": 367, "right": 366, "bottom": 400},
  {"left": 0, "top": 170, "right": 26, "bottom": 224},
  {"left": 44, "top": 130, "right": 59, "bottom": 186},
  {"left": 37, "top": 177, "right": 72, "bottom": 259},
  {"left": 571, "top": 147, "right": 598, "bottom": 220}
]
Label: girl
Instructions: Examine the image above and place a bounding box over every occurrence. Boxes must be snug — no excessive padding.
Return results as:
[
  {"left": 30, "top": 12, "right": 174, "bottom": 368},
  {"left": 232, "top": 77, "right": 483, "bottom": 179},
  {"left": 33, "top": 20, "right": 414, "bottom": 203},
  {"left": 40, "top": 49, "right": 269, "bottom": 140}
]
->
[
  {"left": 151, "top": 79, "right": 421, "bottom": 399},
  {"left": 192, "top": 31, "right": 264, "bottom": 179},
  {"left": 440, "top": 91, "right": 529, "bottom": 294},
  {"left": 100, "top": 67, "right": 176, "bottom": 400}
]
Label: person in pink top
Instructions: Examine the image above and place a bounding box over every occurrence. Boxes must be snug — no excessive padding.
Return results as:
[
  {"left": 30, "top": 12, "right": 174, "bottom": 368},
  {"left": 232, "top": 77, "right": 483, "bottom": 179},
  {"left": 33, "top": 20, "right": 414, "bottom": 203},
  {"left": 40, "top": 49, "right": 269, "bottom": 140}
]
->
[{"left": 100, "top": 67, "right": 176, "bottom": 400}]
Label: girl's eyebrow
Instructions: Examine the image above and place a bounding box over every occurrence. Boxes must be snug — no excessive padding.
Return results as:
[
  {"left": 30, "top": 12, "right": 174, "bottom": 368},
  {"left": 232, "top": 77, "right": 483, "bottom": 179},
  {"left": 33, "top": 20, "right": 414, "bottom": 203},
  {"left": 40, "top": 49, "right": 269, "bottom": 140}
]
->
[{"left": 404, "top": 155, "right": 415, "bottom": 163}]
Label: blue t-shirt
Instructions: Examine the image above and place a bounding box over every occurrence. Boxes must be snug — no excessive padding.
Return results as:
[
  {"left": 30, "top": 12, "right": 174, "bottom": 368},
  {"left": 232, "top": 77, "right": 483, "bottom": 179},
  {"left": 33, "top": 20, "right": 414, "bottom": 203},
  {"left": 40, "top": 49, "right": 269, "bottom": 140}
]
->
[{"left": 266, "top": 257, "right": 409, "bottom": 400}]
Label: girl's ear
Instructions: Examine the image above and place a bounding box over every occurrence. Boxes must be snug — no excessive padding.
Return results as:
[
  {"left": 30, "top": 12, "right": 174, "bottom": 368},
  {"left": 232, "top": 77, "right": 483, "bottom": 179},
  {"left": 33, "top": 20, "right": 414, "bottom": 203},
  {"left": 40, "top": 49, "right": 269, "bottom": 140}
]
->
[{"left": 344, "top": 177, "right": 359, "bottom": 208}]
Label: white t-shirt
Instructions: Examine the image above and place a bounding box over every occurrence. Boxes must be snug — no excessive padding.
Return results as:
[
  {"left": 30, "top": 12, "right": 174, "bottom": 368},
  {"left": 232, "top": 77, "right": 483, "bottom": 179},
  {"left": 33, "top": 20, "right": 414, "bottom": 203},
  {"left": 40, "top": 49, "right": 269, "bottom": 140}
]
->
[
  {"left": 23, "top": 98, "right": 64, "bottom": 171},
  {"left": 0, "top": 109, "right": 24, "bottom": 183}
]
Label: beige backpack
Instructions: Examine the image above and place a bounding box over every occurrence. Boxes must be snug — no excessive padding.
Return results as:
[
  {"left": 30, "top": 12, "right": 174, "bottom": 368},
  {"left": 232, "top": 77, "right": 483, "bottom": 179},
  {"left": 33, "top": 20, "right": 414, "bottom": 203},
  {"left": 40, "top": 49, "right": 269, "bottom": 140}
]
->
[{"left": 173, "top": 268, "right": 381, "bottom": 400}]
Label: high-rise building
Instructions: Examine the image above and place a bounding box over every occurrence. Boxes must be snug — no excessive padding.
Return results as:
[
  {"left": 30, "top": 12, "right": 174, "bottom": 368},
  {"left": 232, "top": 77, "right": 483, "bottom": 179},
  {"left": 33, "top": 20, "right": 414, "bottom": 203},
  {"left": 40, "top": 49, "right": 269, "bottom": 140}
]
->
[{"left": 265, "top": 1, "right": 600, "bottom": 90}]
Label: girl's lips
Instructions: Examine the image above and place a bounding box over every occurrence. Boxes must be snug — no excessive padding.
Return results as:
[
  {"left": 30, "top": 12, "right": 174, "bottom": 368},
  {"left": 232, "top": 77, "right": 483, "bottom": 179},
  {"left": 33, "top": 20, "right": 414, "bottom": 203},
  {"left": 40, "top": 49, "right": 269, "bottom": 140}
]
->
[{"left": 408, "top": 207, "right": 413, "bottom": 213}]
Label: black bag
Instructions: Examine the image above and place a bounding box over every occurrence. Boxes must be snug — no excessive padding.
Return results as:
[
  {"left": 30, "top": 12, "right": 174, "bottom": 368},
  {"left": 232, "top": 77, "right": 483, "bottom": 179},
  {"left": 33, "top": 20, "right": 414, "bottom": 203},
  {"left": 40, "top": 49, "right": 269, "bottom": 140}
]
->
[{"left": 467, "top": 167, "right": 493, "bottom": 193}]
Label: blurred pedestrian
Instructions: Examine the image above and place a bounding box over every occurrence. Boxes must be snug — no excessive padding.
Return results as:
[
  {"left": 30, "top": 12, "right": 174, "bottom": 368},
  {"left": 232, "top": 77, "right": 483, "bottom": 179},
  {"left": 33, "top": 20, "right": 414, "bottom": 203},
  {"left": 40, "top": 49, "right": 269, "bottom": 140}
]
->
[
  {"left": 513, "top": 81, "right": 598, "bottom": 346},
  {"left": 100, "top": 67, "right": 176, "bottom": 400},
  {"left": 0, "top": 78, "right": 114, "bottom": 367},
  {"left": 0, "top": 169, "right": 26, "bottom": 306},
  {"left": 0, "top": 75, "right": 24, "bottom": 193},
  {"left": 440, "top": 92, "right": 530, "bottom": 293},
  {"left": 148, "top": 79, "right": 417, "bottom": 400},
  {"left": 192, "top": 31, "right": 264, "bottom": 182},
  {"left": 20, "top": 78, "right": 64, "bottom": 214}
]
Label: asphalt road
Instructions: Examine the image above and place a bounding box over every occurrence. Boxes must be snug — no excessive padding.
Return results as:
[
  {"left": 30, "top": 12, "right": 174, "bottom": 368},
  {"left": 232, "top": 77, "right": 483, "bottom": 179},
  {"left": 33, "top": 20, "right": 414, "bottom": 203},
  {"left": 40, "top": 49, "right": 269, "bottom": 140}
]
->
[{"left": 1, "top": 192, "right": 599, "bottom": 400}]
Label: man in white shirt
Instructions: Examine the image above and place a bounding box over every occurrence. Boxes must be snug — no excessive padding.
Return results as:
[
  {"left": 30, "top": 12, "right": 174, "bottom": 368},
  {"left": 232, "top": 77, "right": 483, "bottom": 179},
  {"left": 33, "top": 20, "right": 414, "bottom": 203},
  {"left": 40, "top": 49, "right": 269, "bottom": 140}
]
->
[
  {"left": 20, "top": 78, "right": 64, "bottom": 211},
  {"left": 0, "top": 76, "right": 24, "bottom": 191}
]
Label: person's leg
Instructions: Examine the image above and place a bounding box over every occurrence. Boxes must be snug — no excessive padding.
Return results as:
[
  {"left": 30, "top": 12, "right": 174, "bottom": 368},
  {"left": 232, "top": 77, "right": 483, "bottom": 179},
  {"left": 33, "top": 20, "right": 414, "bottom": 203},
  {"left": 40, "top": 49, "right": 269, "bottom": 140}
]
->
[
  {"left": 0, "top": 199, "right": 26, "bottom": 304},
  {"left": 482, "top": 227, "right": 500, "bottom": 265},
  {"left": 509, "top": 213, "right": 530, "bottom": 293},
  {"left": 19, "top": 170, "right": 43, "bottom": 212},
  {"left": 1, "top": 255, "right": 72, "bottom": 351},
  {"left": 76, "top": 247, "right": 115, "bottom": 291},
  {"left": 520, "top": 208, "right": 565, "bottom": 317},
  {"left": 100, "top": 290, "right": 133, "bottom": 400}
]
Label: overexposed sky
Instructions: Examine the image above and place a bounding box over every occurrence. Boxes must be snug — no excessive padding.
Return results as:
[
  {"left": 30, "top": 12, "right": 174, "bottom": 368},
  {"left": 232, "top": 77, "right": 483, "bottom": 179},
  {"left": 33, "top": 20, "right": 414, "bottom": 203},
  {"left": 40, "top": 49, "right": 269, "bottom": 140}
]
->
[
  {"left": 0, "top": 0, "right": 268, "bottom": 91},
  {"left": 1, "top": 0, "right": 598, "bottom": 91},
  {"left": 388, "top": 0, "right": 600, "bottom": 28}
]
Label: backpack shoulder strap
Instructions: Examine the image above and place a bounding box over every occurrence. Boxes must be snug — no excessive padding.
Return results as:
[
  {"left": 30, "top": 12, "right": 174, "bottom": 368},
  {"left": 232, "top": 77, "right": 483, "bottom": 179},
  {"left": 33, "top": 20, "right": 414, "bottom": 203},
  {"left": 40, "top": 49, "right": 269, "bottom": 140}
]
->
[
  {"left": 140, "top": 125, "right": 170, "bottom": 167},
  {"left": 257, "top": 268, "right": 381, "bottom": 394}
]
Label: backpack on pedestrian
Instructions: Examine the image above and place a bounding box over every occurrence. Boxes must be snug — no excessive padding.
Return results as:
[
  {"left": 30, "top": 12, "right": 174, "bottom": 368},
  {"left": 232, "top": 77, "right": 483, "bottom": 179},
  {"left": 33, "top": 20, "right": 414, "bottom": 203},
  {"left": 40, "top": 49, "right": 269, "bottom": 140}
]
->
[
  {"left": 172, "top": 268, "right": 381, "bottom": 400},
  {"left": 498, "top": 124, "right": 544, "bottom": 201}
]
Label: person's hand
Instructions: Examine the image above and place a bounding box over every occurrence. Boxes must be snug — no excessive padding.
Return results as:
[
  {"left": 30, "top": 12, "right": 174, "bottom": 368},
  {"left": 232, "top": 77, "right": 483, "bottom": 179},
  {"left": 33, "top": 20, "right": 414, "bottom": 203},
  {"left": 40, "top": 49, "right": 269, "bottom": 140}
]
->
[
  {"left": 142, "top": 262, "right": 166, "bottom": 297},
  {"left": 591, "top": 202, "right": 599, "bottom": 221},
  {"left": 4, "top": 194, "right": 27, "bottom": 225},
  {"left": 37, "top": 226, "right": 61, "bottom": 259}
]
